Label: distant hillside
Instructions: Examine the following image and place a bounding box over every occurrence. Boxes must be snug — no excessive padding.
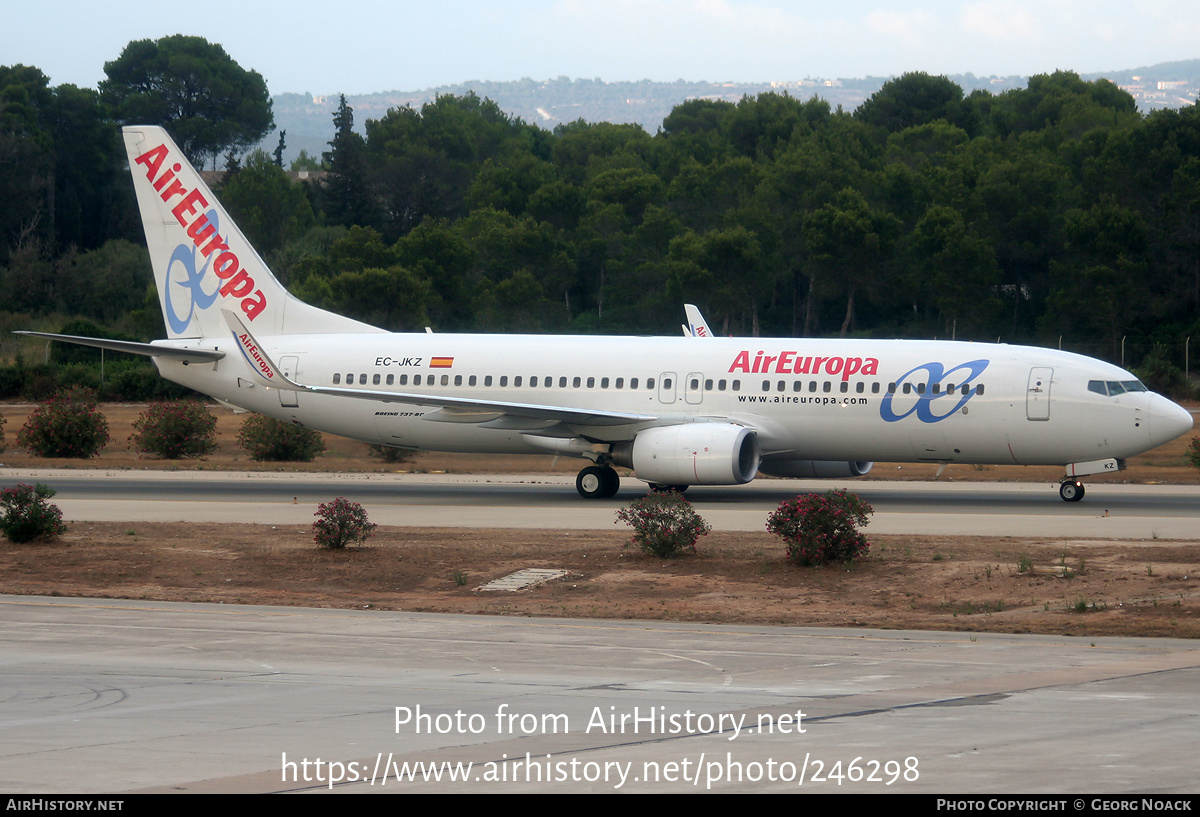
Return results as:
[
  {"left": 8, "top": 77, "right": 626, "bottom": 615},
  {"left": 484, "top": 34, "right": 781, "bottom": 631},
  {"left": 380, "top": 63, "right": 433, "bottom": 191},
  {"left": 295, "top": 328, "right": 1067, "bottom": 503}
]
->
[{"left": 269, "top": 62, "right": 1197, "bottom": 165}]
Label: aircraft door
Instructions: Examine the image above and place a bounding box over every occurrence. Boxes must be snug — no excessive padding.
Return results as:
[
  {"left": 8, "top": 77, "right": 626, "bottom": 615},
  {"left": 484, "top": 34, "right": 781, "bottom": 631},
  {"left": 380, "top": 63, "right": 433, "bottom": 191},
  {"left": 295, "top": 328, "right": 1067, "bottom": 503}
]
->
[
  {"left": 658, "top": 372, "right": 678, "bottom": 404},
  {"left": 1026, "top": 366, "right": 1052, "bottom": 421},
  {"left": 278, "top": 356, "right": 300, "bottom": 408},
  {"left": 684, "top": 372, "right": 704, "bottom": 405}
]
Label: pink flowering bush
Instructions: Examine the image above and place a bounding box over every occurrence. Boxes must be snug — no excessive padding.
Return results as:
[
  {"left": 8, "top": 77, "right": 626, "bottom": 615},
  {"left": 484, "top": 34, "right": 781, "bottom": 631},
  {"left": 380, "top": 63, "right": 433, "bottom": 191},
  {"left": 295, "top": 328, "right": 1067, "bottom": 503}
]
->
[
  {"left": 18, "top": 386, "right": 109, "bottom": 458},
  {"left": 766, "top": 489, "right": 872, "bottom": 566},
  {"left": 615, "top": 491, "right": 711, "bottom": 557},
  {"left": 0, "top": 483, "right": 67, "bottom": 543},
  {"left": 313, "top": 497, "right": 377, "bottom": 548},
  {"left": 130, "top": 401, "right": 217, "bottom": 459}
]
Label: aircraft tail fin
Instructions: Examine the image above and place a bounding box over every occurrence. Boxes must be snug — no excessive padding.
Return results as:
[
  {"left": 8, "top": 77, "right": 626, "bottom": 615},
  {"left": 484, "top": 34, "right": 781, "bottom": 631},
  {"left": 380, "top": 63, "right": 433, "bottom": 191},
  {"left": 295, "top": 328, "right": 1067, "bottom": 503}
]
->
[{"left": 122, "top": 125, "right": 383, "bottom": 340}]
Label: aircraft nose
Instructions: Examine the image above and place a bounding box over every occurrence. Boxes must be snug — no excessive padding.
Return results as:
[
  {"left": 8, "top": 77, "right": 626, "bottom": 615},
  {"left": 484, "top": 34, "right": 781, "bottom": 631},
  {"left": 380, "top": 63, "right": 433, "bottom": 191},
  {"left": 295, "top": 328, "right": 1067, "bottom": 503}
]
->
[{"left": 1148, "top": 395, "right": 1194, "bottom": 448}]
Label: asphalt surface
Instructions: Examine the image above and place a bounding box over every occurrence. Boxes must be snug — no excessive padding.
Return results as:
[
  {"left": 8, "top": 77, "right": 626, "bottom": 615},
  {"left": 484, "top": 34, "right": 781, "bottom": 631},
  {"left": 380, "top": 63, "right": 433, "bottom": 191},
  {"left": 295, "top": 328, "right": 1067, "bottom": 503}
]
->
[
  {"left": 3, "top": 468, "right": 1198, "bottom": 537},
  {"left": 3, "top": 594, "right": 1198, "bottom": 794}
]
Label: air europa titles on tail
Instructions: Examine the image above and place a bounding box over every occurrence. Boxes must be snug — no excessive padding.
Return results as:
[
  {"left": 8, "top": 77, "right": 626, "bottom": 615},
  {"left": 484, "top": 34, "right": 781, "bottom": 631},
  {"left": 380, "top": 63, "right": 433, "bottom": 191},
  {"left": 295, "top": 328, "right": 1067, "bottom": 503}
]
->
[
  {"left": 132, "top": 142, "right": 267, "bottom": 322},
  {"left": 12, "top": 124, "right": 1194, "bottom": 504}
]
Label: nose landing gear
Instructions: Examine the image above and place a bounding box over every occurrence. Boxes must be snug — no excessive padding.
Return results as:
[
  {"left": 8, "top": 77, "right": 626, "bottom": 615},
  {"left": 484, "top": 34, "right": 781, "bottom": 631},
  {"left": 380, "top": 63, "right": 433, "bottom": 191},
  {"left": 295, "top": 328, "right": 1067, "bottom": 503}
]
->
[{"left": 1059, "top": 479, "right": 1085, "bottom": 502}]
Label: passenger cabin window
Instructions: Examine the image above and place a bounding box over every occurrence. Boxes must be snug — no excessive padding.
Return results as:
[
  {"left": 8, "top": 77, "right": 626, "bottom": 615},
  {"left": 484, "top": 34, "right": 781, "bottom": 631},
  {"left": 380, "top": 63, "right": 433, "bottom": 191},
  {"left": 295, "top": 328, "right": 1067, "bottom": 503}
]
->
[
  {"left": 359, "top": 374, "right": 367, "bottom": 385},
  {"left": 387, "top": 374, "right": 394, "bottom": 385},
  {"left": 646, "top": 378, "right": 654, "bottom": 389},
  {"left": 373, "top": 374, "right": 381, "bottom": 385},
  {"left": 333, "top": 374, "right": 341, "bottom": 384}
]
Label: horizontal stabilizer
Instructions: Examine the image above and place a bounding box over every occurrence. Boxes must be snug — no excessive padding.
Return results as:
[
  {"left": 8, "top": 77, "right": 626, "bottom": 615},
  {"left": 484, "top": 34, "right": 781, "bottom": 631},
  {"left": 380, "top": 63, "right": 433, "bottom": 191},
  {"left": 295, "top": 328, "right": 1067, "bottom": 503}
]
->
[{"left": 13, "top": 331, "right": 225, "bottom": 362}]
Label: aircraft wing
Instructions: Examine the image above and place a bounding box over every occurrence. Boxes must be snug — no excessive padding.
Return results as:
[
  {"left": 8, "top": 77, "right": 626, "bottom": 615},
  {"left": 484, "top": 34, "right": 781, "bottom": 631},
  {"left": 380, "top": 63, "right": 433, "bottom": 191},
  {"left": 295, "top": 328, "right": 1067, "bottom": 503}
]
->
[
  {"left": 305, "top": 384, "right": 657, "bottom": 426},
  {"left": 684, "top": 304, "right": 714, "bottom": 338},
  {"left": 223, "top": 312, "right": 656, "bottom": 428}
]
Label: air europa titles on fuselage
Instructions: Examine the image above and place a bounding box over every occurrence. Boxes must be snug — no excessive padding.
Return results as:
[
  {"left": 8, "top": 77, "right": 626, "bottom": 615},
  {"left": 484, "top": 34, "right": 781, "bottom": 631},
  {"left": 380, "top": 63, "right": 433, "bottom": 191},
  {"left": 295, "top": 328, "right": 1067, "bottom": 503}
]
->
[
  {"left": 133, "top": 143, "right": 267, "bottom": 321},
  {"left": 729, "top": 350, "right": 879, "bottom": 381}
]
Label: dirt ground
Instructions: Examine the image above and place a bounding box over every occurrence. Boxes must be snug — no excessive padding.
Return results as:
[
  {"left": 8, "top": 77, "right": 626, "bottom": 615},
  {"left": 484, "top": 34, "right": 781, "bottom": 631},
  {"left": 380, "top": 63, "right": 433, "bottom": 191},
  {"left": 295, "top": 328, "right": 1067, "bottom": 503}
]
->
[{"left": 1, "top": 401, "right": 1198, "bottom": 638}]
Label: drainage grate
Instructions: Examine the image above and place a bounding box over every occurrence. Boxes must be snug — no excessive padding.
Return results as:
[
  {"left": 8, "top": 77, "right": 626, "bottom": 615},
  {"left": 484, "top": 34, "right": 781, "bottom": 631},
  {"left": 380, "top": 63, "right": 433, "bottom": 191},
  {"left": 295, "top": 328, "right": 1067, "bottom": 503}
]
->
[{"left": 478, "top": 568, "right": 569, "bottom": 592}]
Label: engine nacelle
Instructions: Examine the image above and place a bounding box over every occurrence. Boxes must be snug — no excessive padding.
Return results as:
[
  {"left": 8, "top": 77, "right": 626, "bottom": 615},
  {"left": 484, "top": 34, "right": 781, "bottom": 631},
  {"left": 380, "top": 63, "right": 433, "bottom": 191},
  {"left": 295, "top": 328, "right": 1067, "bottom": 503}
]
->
[
  {"left": 757, "top": 459, "right": 874, "bottom": 479},
  {"left": 613, "top": 424, "right": 761, "bottom": 485}
]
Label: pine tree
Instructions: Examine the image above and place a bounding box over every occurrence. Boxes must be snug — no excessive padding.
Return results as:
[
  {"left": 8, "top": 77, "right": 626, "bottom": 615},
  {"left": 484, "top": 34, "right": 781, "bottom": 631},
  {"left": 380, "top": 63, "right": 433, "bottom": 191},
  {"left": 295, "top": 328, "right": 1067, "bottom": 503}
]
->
[{"left": 320, "top": 95, "right": 373, "bottom": 227}]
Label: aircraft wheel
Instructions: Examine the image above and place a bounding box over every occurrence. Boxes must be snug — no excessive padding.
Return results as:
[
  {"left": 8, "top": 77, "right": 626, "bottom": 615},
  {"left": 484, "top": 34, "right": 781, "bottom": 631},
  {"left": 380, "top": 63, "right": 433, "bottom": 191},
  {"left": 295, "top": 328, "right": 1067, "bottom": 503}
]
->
[
  {"left": 577, "top": 466, "right": 610, "bottom": 499},
  {"left": 598, "top": 466, "right": 621, "bottom": 498},
  {"left": 1059, "top": 480, "right": 1085, "bottom": 502}
]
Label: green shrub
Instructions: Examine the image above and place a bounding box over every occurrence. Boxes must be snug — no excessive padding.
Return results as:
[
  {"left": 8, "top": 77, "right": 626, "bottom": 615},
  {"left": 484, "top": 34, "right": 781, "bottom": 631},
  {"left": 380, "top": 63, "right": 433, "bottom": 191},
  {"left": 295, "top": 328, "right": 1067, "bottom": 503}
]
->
[
  {"left": 615, "top": 491, "right": 711, "bottom": 558},
  {"left": 766, "top": 489, "right": 873, "bottom": 566},
  {"left": 17, "top": 386, "right": 110, "bottom": 458},
  {"left": 236, "top": 414, "right": 326, "bottom": 461},
  {"left": 131, "top": 402, "right": 218, "bottom": 459},
  {"left": 1189, "top": 437, "right": 1200, "bottom": 470},
  {"left": 0, "top": 413, "right": 5, "bottom": 454},
  {"left": 0, "top": 483, "right": 68, "bottom": 543},
  {"left": 368, "top": 443, "right": 414, "bottom": 464},
  {"left": 313, "top": 497, "right": 376, "bottom": 548}
]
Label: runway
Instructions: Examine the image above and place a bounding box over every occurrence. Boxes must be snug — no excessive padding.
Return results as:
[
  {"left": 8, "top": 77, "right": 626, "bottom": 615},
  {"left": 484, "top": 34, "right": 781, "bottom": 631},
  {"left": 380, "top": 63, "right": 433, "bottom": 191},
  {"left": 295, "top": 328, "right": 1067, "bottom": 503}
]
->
[
  {"left": 4, "top": 467, "right": 1199, "bottom": 538},
  {"left": 2, "top": 470, "right": 1198, "bottom": 793},
  {"left": 3, "top": 594, "right": 1198, "bottom": 793}
]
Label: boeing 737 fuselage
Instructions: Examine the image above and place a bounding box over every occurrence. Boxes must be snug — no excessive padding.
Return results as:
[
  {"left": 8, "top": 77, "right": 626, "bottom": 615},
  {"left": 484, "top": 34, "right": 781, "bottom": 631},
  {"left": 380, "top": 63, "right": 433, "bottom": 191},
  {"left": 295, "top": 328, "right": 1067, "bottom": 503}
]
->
[{"left": 19, "top": 126, "right": 1194, "bottom": 501}]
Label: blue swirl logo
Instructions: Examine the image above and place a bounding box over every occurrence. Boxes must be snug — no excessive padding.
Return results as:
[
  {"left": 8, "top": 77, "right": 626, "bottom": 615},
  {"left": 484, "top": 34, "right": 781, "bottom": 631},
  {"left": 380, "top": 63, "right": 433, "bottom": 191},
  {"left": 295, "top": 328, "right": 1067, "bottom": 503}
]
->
[
  {"left": 164, "top": 209, "right": 222, "bottom": 335},
  {"left": 879, "top": 359, "right": 990, "bottom": 423}
]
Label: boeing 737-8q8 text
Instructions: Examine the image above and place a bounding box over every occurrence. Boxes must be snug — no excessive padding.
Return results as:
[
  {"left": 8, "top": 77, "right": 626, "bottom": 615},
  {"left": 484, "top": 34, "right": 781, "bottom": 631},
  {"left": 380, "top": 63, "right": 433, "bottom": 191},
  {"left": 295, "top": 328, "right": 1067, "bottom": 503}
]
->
[{"left": 18, "top": 126, "right": 1194, "bottom": 501}]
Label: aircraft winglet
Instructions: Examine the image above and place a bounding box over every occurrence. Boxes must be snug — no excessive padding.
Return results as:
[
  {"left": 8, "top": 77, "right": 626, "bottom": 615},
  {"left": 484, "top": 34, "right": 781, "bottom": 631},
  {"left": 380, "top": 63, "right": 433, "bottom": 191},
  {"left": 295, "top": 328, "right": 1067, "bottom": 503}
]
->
[{"left": 222, "top": 310, "right": 304, "bottom": 391}]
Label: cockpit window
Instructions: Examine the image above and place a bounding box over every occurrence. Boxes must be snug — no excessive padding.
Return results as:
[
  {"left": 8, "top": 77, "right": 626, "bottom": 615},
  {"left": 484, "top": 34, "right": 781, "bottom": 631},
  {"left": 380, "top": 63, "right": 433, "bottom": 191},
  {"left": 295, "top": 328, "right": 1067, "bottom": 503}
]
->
[{"left": 1089, "top": 379, "right": 1149, "bottom": 397}]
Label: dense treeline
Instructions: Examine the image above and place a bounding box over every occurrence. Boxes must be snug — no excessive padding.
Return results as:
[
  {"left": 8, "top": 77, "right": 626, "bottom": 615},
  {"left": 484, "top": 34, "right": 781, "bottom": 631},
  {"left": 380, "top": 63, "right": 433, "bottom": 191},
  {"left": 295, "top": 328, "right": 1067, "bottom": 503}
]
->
[{"left": 2, "top": 55, "right": 1198, "bottom": 399}]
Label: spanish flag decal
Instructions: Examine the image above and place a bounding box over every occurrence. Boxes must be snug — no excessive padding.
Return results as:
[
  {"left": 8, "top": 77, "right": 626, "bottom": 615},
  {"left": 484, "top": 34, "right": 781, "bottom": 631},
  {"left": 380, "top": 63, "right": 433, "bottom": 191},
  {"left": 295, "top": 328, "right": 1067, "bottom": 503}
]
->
[{"left": 430, "top": 356, "right": 454, "bottom": 368}]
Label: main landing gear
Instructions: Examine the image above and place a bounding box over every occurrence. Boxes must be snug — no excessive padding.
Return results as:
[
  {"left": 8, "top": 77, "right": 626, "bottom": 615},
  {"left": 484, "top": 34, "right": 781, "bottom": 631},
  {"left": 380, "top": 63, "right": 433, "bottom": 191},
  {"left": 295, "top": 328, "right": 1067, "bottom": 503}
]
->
[
  {"left": 1059, "top": 479, "right": 1086, "bottom": 502},
  {"left": 576, "top": 465, "right": 621, "bottom": 499}
]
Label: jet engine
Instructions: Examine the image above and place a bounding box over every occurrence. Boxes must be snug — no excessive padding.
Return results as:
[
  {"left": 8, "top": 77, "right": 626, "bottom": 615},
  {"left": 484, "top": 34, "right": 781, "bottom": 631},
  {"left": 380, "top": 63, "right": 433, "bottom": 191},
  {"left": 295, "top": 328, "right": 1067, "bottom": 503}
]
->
[{"left": 612, "top": 423, "right": 760, "bottom": 486}]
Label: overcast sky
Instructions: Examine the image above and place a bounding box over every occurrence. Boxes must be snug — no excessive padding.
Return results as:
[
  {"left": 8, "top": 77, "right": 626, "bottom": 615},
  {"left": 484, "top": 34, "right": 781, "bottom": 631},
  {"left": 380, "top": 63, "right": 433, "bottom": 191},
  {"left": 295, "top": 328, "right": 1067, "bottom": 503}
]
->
[{"left": 7, "top": 0, "right": 1200, "bottom": 95}]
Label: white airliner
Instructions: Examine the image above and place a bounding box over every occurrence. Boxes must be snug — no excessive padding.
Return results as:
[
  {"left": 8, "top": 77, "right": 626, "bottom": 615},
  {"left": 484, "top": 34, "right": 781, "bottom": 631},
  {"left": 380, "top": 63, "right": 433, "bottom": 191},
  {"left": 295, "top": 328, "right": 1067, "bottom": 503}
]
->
[{"left": 19, "top": 126, "right": 1194, "bottom": 501}]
